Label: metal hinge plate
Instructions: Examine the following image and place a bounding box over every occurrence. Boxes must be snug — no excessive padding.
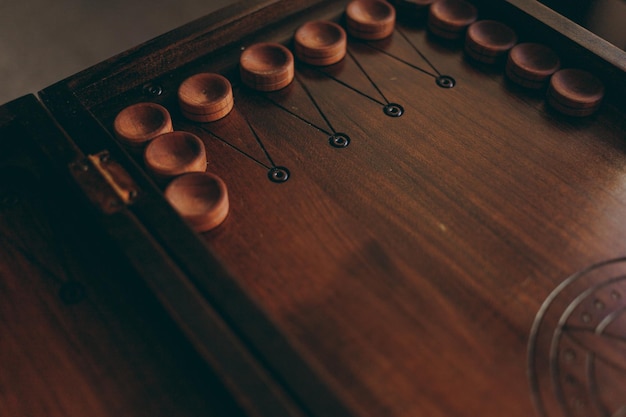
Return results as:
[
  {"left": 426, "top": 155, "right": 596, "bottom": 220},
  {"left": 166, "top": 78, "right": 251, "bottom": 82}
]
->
[{"left": 70, "top": 150, "right": 140, "bottom": 214}]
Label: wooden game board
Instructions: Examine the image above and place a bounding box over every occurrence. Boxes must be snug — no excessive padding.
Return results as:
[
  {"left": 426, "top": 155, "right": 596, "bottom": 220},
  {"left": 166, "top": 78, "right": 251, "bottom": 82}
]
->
[
  {"left": 0, "top": 95, "right": 247, "bottom": 417},
  {"left": 22, "top": 1, "right": 626, "bottom": 416}
]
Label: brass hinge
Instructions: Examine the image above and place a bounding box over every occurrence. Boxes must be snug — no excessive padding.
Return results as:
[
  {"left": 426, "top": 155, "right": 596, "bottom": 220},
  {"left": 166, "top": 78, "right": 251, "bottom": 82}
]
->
[{"left": 69, "top": 150, "right": 140, "bottom": 214}]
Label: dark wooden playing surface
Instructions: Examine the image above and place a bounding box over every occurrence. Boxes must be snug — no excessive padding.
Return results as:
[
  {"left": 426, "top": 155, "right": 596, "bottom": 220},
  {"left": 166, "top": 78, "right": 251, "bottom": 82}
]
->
[
  {"left": 34, "top": 1, "right": 626, "bottom": 417},
  {"left": 0, "top": 95, "right": 246, "bottom": 417}
]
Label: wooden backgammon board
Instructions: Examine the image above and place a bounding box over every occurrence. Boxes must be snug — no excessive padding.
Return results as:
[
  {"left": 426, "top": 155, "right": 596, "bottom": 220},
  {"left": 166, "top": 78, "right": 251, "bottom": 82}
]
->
[
  {"left": 0, "top": 96, "right": 247, "bottom": 417},
  {"left": 4, "top": 0, "right": 625, "bottom": 416}
]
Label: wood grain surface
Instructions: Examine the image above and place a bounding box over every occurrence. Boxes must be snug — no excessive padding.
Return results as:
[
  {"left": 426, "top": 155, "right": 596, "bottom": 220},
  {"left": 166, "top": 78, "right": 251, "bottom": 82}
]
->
[
  {"left": 0, "top": 96, "right": 246, "bottom": 417},
  {"left": 36, "top": 1, "right": 626, "bottom": 417}
]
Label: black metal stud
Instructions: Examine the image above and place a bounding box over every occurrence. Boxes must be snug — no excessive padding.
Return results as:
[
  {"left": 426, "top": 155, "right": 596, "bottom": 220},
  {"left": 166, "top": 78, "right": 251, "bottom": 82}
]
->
[
  {"left": 329, "top": 133, "right": 351, "bottom": 148},
  {"left": 436, "top": 75, "right": 456, "bottom": 88},
  {"left": 383, "top": 103, "right": 404, "bottom": 117},
  {"left": 268, "top": 166, "right": 290, "bottom": 183}
]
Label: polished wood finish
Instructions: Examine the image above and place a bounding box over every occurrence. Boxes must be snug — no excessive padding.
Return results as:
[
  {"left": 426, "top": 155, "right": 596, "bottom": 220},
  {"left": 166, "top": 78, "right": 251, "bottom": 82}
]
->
[
  {"left": 35, "top": 1, "right": 626, "bottom": 417},
  {"left": 0, "top": 95, "right": 245, "bottom": 417}
]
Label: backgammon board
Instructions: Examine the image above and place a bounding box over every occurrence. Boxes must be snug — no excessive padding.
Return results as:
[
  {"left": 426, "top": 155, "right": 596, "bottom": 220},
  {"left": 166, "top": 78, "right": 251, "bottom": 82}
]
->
[
  {"left": 0, "top": 95, "right": 247, "bottom": 417},
  {"left": 25, "top": 1, "right": 626, "bottom": 416}
]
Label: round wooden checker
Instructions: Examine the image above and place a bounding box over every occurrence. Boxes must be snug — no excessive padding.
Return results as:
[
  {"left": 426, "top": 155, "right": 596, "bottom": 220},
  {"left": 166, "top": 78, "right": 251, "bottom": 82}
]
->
[
  {"left": 143, "top": 131, "right": 207, "bottom": 180},
  {"left": 294, "top": 21, "right": 347, "bottom": 66},
  {"left": 181, "top": 104, "right": 234, "bottom": 123},
  {"left": 465, "top": 20, "right": 517, "bottom": 64},
  {"left": 547, "top": 68, "right": 604, "bottom": 116},
  {"left": 240, "top": 42, "right": 295, "bottom": 91},
  {"left": 529, "top": 259, "right": 626, "bottom": 417},
  {"left": 427, "top": 0, "right": 478, "bottom": 40},
  {"left": 546, "top": 95, "right": 602, "bottom": 117},
  {"left": 165, "top": 172, "right": 230, "bottom": 232},
  {"left": 346, "top": 0, "right": 396, "bottom": 40},
  {"left": 295, "top": 50, "right": 348, "bottom": 67},
  {"left": 178, "top": 73, "right": 234, "bottom": 121},
  {"left": 505, "top": 68, "right": 547, "bottom": 89},
  {"left": 505, "top": 43, "right": 560, "bottom": 88},
  {"left": 113, "top": 102, "right": 173, "bottom": 149}
]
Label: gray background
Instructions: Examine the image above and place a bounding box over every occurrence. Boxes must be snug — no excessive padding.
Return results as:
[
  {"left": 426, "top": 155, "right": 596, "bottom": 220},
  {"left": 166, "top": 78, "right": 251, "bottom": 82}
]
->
[
  {"left": 0, "top": 0, "right": 236, "bottom": 105},
  {"left": 1, "top": 0, "right": 624, "bottom": 105}
]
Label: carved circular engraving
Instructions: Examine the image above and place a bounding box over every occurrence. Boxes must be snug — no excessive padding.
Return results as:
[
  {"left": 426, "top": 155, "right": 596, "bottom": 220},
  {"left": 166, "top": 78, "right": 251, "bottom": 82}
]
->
[{"left": 529, "top": 258, "right": 626, "bottom": 417}]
